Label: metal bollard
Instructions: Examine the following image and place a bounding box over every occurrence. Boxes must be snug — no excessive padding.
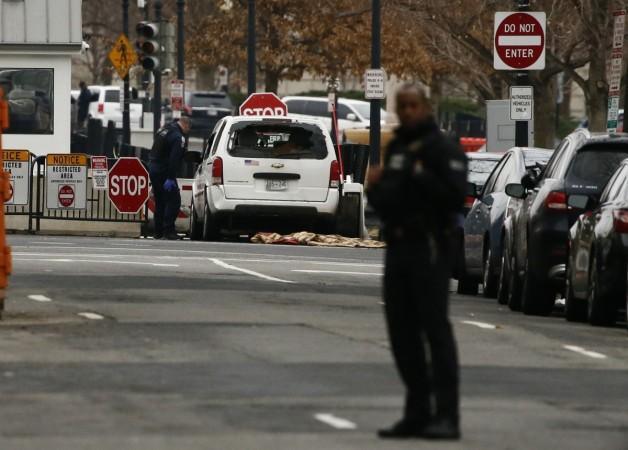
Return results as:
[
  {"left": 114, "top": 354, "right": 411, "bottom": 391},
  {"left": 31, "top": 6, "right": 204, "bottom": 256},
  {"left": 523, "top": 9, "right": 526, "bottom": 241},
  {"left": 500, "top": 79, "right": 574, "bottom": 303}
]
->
[{"left": 0, "top": 89, "right": 12, "bottom": 318}]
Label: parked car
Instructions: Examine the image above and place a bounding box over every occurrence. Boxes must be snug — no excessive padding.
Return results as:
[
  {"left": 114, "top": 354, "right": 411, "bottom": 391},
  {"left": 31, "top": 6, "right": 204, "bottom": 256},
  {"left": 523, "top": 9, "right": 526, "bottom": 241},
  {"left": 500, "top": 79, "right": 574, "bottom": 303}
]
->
[
  {"left": 565, "top": 159, "right": 628, "bottom": 326},
  {"left": 504, "top": 130, "right": 628, "bottom": 315},
  {"left": 458, "top": 148, "right": 551, "bottom": 297},
  {"left": 185, "top": 91, "right": 233, "bottom": 139},
  {"left": 283, "top": 96, "right": 387, "bottom": 137},
  {"left": 464, "top": 152, "right": 504, "bottom": 215},
  {"left": 85, "top": 85, "right": 142, "bottom": 128},
  {"left": 188, "top": 116, "right": 341, "bottom": 240}
]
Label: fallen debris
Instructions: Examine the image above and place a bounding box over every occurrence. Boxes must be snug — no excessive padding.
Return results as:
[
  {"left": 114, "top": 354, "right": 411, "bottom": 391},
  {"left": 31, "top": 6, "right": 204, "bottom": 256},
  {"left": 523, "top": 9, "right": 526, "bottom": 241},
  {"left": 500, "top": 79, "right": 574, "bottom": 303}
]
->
[{"left": 251, "top": 232, "right": 386, "bottom": 248}]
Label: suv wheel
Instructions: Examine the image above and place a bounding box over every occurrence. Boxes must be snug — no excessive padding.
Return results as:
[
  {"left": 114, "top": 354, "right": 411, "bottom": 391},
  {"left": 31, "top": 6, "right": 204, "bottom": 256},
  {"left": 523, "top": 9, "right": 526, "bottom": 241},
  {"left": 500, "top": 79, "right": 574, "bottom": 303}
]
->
[
  {"left": 565, "top": 263, "right": 586, "bottom": 322},
  {"left": 496, "top": 250, "right": 509, "bottom": 305},
  {"left": 507, "top": 254, "right": 522, "bottom": 311},
  {"left": 587, "top": 256, "right": 615, "bottom": 326},
  {"left": 521, "top": 258, "right": 555, "bottom": 316},
  {"left": 457, "top": 276, "right": 478, "bottom": 296},
  {"left": 482, "top": 247, "right": 498, "bottom": 298},
  {"left": 202, "top": 202, "right": 220, "bottom": 242},
  {"left": 189, "top": 202, "right": 202, "bottom": 241}
]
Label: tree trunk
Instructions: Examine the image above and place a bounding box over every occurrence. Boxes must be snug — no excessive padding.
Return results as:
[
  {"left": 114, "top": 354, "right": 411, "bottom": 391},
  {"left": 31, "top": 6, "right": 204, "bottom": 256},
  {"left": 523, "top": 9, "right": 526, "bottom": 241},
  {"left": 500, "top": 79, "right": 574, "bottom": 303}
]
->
[
  {"left": 586, "top": 52, "right": 608, "bottom": 132},
  {"left": 533, "top": 81, "right": 556, "bottom": 148},
  {"left": 264, "top": 70, "right": 280, "bottom": 93},
  {"left": 430, "top": 75, "right": 443, "bottom": 124}
]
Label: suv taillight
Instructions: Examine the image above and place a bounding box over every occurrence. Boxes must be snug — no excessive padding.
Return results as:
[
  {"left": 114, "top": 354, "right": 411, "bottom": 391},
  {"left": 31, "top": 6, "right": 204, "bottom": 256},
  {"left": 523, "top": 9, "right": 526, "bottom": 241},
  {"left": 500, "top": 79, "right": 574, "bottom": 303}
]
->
[
  {"left": 544, "top": 191, "right": 567, "bottom": 210},
  {"left": 464, "top": 195, "right": 476, "bottom": 209},
  {"left": 330, "top": 160, "right": 341, "bottom": 188},
  {"left": 98, "top": 103, "right": 104, "bottom": 114},
  {"left": 613, "top": 210, "right": 628, "bottom": 233},
  {"left": 212, "top": 157, "right": 223, "bottom": 185}
]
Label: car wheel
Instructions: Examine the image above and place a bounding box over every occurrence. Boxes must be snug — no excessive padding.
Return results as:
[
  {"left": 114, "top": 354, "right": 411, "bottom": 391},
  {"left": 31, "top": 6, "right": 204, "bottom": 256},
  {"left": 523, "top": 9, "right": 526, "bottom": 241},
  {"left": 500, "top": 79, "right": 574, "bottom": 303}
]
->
[
  {"left": 456, "top": 276, "right": 478, "bottom": 296},
  {"left": 202, "top": 202, "right": 220, "bottom": 242},
  {"left": 482, "top": 247, "right": 498, "bottom": 298},
  {"left": 507, "top": 253, "right": 522, "bottom": 311},
  {"left": 587, "top": 256, "right": 615, "bottom": 326},
  {"left": 565, "top": 262, "right": 586, "bottom": 322},
  {"left": 496, "top": 249, "right": 509, "bottom": 305},
  {"left": 521, "top": 257, "right": 555, "bottom": 316},
  {"left": 189, "top": 202, "right": 202, "bottom": 241}
]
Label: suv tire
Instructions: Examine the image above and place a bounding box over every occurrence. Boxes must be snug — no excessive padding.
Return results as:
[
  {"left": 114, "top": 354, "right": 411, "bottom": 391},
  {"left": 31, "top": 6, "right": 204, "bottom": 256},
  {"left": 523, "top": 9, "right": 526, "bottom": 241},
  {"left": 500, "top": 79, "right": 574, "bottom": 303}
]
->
[
  {"left": 457, "top": 276, "right": 478, "bottom": 296},
  {"left": 497, "top": 249, "right": 509, "bottom": 305},
  {"left": 482, "top": 247, "right": 498, "bottom": 298},
  {"left": 202, "top": 202, "right": 220, "bottom": 242},
  {"left": 189, "top": 202, "right": 202, "bottom": 241},
  {"left": 565, "top": 263, "right": 586, "bottom": 322},
  {"left": 521, "top": 258, "right": 554, "bottom": 316},
  {"left": 587, "top": 256, "right": 615, "bottom": 326}
]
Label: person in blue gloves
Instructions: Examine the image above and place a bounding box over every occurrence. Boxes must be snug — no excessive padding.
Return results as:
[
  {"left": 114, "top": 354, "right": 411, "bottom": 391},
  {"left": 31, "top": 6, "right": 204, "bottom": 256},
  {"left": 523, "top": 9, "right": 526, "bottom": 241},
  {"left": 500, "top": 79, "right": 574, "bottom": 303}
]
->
[{"left": 149, "top": 116, "right": 191, "bottom": 240}]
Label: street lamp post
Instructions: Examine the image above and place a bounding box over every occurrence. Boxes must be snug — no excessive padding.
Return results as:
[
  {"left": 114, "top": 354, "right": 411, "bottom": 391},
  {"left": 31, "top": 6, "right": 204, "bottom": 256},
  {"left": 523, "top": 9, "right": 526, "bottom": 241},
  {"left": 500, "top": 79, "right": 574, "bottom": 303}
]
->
[
  {"left": 514, "top": 0, "right": 530, "bottom": 147},
  {"left": 247, "top": 0, "right": 256, "bottom": 95},
  {"left": 122, "top": 0, "right": 131, "bottom": 145},
  {"left": 369, "top": 0, "right": 381, "bottom": 165},
  {"left": 177, "top": 0, "right": 185, "bottom": 81},
  {"left": 154, "top": 0, "right": 162, "bottom": 132}
]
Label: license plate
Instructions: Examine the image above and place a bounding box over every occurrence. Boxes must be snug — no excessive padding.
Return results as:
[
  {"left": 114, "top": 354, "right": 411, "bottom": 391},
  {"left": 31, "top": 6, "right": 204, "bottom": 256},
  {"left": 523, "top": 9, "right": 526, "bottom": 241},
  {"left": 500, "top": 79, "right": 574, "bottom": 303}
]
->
[
  {"left": 266, "top": 179, "right": 288, "bottom": 191},
  {"left": 207, "top": 108, "right": 217, "bottom": 116}
]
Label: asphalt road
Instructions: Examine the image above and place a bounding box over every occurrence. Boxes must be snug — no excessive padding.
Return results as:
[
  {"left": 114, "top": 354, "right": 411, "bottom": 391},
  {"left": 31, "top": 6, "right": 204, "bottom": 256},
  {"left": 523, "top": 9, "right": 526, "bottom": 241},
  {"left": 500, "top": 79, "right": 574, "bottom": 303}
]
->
[{"left": 1, "top": 235, "right": 627, "bottom": 450}]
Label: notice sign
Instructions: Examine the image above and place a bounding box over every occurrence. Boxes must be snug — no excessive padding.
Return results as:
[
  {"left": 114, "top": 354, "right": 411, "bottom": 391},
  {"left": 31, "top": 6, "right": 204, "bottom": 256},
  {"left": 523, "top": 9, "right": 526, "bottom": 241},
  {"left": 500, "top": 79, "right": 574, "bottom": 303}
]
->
[
  {"left": 510, "top": 86, "right": 534, "bottom": 121},
  {"left": 364, "top": 68, "right": 387, "bottom": 100},
  {"left": 46, "top": 154, "right": 88, "bottom": 210},
  {"left": 91, "top": 156, "right": 109, "bottom": 190},
  {"left": 3, "top": 150, "right": 30, "bottom": 205}
]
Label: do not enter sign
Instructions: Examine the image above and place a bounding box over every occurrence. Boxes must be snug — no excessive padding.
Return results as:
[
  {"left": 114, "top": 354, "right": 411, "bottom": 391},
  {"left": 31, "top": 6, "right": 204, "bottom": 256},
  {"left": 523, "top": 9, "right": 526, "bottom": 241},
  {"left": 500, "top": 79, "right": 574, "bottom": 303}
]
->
[
  {"left": 494, "top": 12, "right": 546, "bottom": 70},
  {"left": 108, "top": 157, "right": 150, "bottom": 214}
]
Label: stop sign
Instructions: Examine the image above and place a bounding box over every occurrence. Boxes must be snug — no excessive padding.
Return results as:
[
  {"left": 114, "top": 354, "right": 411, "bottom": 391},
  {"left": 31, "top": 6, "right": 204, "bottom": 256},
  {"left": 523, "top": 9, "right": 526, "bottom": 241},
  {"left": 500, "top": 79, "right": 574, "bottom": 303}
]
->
[
  {"left": 494, "top": 12, "right": 546, "bottom": 70},
  {"left": 108, "top": 157, "right": 150, "bottom": 214},
  {"left": 239, "top": 93, "right": 288, "bottom": 116}
]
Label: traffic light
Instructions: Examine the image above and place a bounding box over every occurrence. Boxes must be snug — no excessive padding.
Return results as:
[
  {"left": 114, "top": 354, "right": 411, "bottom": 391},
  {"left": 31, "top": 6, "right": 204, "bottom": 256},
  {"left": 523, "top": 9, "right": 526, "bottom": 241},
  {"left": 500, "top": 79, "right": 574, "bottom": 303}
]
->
[{"left": 136, "top": 21, "right": 160, "bottom": 71}]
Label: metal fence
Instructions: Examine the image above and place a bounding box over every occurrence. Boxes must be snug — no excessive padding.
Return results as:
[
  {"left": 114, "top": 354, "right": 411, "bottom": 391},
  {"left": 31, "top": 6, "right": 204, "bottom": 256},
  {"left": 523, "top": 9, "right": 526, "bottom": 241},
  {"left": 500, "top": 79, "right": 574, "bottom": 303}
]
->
[{"left": 5, "top": 154, "right": 148, "bottom": 233}]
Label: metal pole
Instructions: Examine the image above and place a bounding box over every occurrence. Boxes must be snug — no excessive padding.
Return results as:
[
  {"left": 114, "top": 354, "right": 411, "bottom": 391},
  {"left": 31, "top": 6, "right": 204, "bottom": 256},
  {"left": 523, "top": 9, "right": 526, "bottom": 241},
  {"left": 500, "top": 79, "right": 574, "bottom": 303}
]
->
[
  {"left": 122, "top": 0, "right": 131, "bottom": 145},
  {"left": 369, "top": 0, "right": 381, "bottom": 165},
  {"left": 247, "top": 0, "right": 256, "bottom": 95},
  {"left": 514, "top": 0, "right": 529, "bottom": 147},
  {"left": 153, "top": 0, "right": 162, "bottom": 132},
  {"left": 177, "top": 0, "right": 185, "bottom": 81}
]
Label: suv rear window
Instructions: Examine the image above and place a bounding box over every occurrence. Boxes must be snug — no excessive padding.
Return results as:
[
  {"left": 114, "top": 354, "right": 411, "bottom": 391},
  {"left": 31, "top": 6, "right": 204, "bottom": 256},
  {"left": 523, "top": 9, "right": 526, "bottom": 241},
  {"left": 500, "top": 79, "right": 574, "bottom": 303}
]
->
[
  {"left": 189, "top": 93, "right": 232, "bottom": 109},
  {"left": 228, "top": 122, "right": 328, "bottom": 160},
  {"left": 104, "top": 90, "right": 120, "bottom": 102},
  {"left": 566, "top": 145, "right": 628, "bottom": 190}
]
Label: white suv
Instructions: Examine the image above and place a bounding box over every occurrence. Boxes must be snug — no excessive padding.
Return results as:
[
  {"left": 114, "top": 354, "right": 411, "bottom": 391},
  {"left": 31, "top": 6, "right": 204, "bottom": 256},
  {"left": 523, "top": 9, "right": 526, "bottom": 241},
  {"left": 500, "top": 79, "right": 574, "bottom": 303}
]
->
[
  {"left": 189, "top": 116, "right": 341, "bottom": 240},
  {"left": 86, "top": 85, "right": 142, "bottom": 128}
]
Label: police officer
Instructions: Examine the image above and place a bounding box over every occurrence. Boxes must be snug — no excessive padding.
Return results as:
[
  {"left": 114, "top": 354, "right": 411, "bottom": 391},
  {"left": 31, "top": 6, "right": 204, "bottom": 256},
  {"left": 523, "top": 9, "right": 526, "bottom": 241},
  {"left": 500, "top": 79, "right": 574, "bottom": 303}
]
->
[
  {"left": 149, "top": 116, "right": 191, "bottom": 240},
  {"left": 368, "top": 84, "right": 467, "bottom": 440}
]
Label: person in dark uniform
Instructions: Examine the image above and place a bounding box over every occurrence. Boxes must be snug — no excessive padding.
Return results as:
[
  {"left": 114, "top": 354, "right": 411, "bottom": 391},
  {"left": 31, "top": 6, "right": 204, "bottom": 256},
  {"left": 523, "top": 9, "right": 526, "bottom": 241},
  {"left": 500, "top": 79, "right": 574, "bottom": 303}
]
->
[
  {"left": 149, "top": 116, "right": 191, "bottom": 240},
  {"left": 77, "top": 81, "right": 91, "bottom": 128},
  {"left": 368, "top": 84, "right": 467, "bottom": 440}
]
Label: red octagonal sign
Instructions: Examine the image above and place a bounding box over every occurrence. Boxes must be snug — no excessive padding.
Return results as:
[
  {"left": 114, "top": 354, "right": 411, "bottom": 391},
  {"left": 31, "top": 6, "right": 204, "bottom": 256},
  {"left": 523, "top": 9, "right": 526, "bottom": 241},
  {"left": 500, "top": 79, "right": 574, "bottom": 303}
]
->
[
  {"left": 239, "top": 92, "right": 288, "bottom": 116},
  {"left": 494, "top": 12, "right": 546, "bottom": 70},
  {"left": 108, "top": 157, "right": 150, "bottom": 214}
]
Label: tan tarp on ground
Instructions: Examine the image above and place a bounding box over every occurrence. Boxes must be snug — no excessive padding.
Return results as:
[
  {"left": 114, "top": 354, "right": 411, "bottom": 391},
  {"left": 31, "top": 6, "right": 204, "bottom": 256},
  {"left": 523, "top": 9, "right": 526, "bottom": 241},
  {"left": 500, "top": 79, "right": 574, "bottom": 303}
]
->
[{"left": 251, "top": 232, "right": 386, "bottom": 248}]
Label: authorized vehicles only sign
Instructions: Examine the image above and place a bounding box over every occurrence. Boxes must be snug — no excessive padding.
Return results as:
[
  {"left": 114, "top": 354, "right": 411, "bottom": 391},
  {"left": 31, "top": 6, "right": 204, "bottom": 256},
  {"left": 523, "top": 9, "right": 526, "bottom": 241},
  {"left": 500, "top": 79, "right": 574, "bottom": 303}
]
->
[
  {"left": 510, "top": 86, "right": 534, "bottom": 121},
  {"left": 3, "top": 150, "right": 30, "bottom": 205},
  {"left": 46, "top": 154, "right": 88, "bottom": 210}
]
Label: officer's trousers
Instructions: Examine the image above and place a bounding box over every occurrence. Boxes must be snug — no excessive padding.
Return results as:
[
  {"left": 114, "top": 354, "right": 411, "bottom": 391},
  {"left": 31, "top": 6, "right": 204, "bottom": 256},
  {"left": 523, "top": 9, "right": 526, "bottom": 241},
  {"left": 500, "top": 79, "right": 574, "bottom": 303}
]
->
[
  {"left": 150, "top": 171, "right": 181, "bottom": 236},
  {"left": 384, "top": 236, "right": 459, "bottom": 423}
]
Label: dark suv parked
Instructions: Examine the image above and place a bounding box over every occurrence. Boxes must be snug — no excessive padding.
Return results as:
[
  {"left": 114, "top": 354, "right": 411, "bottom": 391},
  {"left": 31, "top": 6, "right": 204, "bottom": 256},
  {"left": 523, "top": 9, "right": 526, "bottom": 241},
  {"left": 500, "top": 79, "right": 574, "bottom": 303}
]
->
[{"left": 505, "top": 130, "right": 628, "bottom": 315}]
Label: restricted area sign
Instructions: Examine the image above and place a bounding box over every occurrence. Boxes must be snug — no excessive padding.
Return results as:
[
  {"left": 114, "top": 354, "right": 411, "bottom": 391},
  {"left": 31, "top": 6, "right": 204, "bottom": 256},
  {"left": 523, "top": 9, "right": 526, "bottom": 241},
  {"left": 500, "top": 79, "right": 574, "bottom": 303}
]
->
[
  {"left": 364, "top": 68, "right": 387, "bottom": 100},
  {"left": 239, "top": 93, "right": 288, "bottom": 116},
  {"left": 3, "top": 150, "right": 30, "bottom": 205},
  {"left": 91, "top": 156, "right": 109, "bottom": 190},
  {"left": 46, "top": 154, "right": 88, "bottom": 210},
  {"left": 108, "top": 157, "right": 150, "bottom": 214},
  {"left": 494, "top": 12, "right": 546, "bottom": 70},
  {"left": 510, "top": 86, "right": 534, "bottom": 121},
  {"left": 108, "top": 33, "right": 138, "bottom": 80}
]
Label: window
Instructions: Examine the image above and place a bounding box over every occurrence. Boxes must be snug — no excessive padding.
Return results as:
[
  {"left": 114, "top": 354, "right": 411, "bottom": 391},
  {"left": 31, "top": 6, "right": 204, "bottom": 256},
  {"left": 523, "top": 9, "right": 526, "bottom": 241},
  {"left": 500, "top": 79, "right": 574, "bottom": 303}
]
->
[
  {"left": 493, "top": 155, "right": 515, "bottom": 192},
  {"left": 303, "top": 100, "right": 328, "bottom": 117},
  {"left": 543, "top": 139, "right": 570, "bottom": 179},
  {"left": 600, "top": 166, "right": 627, "bottom": 203},
  {"left": 480, "top": 157, "right": 506, "bottom": 195},
  {"left": 285, "top": 99, "right": 306, "bottom": 115},
  {"left": 567, "top": 145, "right": 628, "bottom": 191},
  {"left": 189, "top": 93, "right": 232, "bottom": 109},
  {"left": 0, "top": 68, "right": 54, "bottom": 134},
  {"left": 337, "top": 104, "right": 353, "bottom": 120},
  {"left": 210, "top": 121, "right": 226, "bottom": 156},
  {"left": 467, "top": 158, "right": 501, "bottom": 189},
  {"left": 104, "top": 90, "right": 120, "bottom": 103},
  {"left": 228, "top": 122, "right": 328, "bottom": 160}
]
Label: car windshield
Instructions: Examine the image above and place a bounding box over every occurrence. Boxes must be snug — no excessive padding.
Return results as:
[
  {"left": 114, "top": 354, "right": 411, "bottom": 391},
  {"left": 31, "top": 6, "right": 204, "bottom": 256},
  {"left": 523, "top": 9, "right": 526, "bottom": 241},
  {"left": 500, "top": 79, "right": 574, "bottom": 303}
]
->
[
  {"left": 566, "top": 145, "right": 628, "bottom": 191},
  {"left": 228, "top": 122, "right": 328, "bottom": 160},
  {"left": 523, "top": 150, "right": 551, "bottom": 167},
  {"left": 190, "top": 94, "right": 232, "bottom": 109},
  {"left": 347, "top": 102, "right": 385, "bottom": 121},
  {"left": 468, "top": 158, "right": 500, "bottom": 186}
]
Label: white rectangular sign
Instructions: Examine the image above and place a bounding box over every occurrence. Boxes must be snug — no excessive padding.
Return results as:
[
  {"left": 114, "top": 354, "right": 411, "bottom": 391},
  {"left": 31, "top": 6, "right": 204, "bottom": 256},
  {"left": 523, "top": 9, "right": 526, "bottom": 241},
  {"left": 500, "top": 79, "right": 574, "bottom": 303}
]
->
[
  {"left": 364, "top": 68, "right": 386, "bottom": 100},
  {"left": 46, "top": 154, "right": 88, "bottom": 210},
  {"left": 91, "top": 156, "right": 109, "bottom": 191},
  {"left": 3, "top": 150, "right": 30, "bottom": 205},
  {"left": 510, "top": 86, "right": 534, "bottom": 121},
  {"left": 494, "top": 12, "right": 546, "bottom": 71},
  {"left": 613, "top": 10, "right": 626, "bottom": 49}
]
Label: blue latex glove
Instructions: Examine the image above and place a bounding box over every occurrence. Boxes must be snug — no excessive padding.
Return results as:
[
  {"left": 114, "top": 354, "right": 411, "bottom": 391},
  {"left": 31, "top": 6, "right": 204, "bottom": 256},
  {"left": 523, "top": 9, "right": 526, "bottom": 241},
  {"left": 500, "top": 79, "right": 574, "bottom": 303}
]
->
[{"left": 163, "top": 179, "right": 177, "bottom": 192}]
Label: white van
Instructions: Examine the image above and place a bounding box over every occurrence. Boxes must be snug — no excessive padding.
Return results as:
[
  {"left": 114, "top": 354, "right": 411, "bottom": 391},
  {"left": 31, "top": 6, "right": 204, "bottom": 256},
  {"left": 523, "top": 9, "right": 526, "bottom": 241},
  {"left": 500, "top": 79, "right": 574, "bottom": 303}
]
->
[
  {"left": 189, "top": 116, "right": 341, "bottom": 240},
  {"left": 86, "top": 85, "right": 142, "bottom": 128}
]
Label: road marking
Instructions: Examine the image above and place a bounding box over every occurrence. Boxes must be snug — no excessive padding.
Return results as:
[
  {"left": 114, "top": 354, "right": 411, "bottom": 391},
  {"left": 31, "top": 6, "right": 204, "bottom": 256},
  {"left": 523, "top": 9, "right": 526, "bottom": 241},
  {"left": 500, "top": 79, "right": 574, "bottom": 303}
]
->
[
  {"left": 461, "top": 320, "right": 497, "bottom": 330},
  {"left": 14, "top": 258, "right": 178, "bottom": 268},
  {"left": 563, "top": 345, "right": 607, "bottom": 360},
  {"left": 292, "top": 270, "right": 382, "bottom": 276},
  {"left": 314, "top": 413, "right": 357, "bottom": 430},
  {"left": 28, "top": 294, "right": 52, "bottom": 303},
  {"left": 78, "top": 312, "right": 105, "bottom": 320},
  {"left": 210, "top": 258, "right": 295, "bottom": 284}
]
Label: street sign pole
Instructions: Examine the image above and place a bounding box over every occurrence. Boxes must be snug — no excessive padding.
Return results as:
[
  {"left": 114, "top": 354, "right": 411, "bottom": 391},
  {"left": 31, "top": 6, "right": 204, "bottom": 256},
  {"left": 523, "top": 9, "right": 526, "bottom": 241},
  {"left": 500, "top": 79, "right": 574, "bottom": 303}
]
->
[
  {"left": 515, "top": 0, "right": 529, "bottom": 147},
  {"left": 176, "top": 0, "right": 185, "bottom": 82},
  {"left": 153, "top": 0, "right": 162, "bottom": 132},
  {"left": 608, "top": 9, "right": 626, "bottom": 133},
  {"left": 369, "top": 0, "right": 381, "bottom": 166},
  {"left": 122, "top": 0, "right": 131, "bottom": 145},
  {"left": 247, "top": 0, "right": 256, "bottom": 95}
]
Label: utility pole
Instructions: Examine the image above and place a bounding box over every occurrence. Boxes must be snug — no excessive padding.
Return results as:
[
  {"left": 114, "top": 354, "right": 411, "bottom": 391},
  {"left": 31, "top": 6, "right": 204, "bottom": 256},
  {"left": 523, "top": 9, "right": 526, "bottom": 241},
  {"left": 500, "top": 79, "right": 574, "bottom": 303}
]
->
[
  {"left": 514, "top": 0, "right": 529, "bottom": 147},
  {"left": 247, "top": 0, "right": 256, "bottom": 95},
  {"left": 176, "top": 0, "right": 185, "bottom": 81},
  {"left": 369, "top": 0, "right": 381, "bottom": 165},
  {"left": 122, "top": 0, "right": 131, "bottom": 145},
  {"left": 154, "top": 0, "right": 162, "bottom": 132}
]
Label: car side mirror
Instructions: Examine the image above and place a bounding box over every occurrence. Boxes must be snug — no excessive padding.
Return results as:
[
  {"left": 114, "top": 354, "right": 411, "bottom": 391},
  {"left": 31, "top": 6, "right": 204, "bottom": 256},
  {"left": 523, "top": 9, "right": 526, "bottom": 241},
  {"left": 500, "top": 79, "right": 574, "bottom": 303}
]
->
[
  {"left": 346, "top": 113, "right": 358, "bottom": 122},
  {"left": 568, "top": 194, "right": 597, "bottom": 210},
  {"left": 505, "top": 183, "right": 526, "bottom": 199},
  {"left": 185, "top": 151, "right": 202, "bottom": 165},
  {"left": 521, "top": 173, "right": 538, "bottom": 190},
  {"left": 467, "top": 182, "right": 479, "bottom": 198}
]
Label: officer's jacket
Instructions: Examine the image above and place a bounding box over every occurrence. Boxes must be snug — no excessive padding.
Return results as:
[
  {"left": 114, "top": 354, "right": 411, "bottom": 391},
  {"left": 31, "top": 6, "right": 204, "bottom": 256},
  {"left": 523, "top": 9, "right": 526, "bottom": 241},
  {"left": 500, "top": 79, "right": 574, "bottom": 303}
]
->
[
  {"left": 149, "top": 122, "right": 186, "bottom": 179},
  {"left": 368, "top": 120, "right": 467, "bottom": 239}
]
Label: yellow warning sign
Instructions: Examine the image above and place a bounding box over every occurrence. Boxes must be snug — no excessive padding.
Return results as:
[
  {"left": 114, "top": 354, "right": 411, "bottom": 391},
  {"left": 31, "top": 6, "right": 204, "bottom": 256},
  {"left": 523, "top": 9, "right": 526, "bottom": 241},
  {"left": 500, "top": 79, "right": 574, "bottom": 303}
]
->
[
  {"left": 3, "top": 150, "right": 29, "bottom": 162},
  {"left": 46, "top": 154, "right": 88, "bottom": 166},
  {"left": 108, "top": 33, "right": 138, "bottom": 80}
]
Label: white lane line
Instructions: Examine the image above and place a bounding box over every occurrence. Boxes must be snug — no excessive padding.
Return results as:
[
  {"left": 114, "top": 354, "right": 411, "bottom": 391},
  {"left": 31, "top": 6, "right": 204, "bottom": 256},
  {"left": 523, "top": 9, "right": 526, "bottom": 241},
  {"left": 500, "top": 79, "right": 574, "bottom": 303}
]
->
[
  {"left": 314, "top": 413, "right": 357, "bottom": 430},
  {"left": 292, "top": 269, "right": 382, "bottom": 276},
  {"left": 78, "top": 312, "right": 105, "bottom": 320},
  {"left": 461, "top": 320, "right": 497, "bottom": 330},
  {"left": 28, "top": 294, "right": 52, "bottom": 303},
  {"left": 210, "top": 258, "right": 295, "bottom": 284},
  {"left": 14, "top": 258, "right": 178, "bottom": 268},
  {"left": 563, "top": 345, "right": 607, "bottom": 360}
]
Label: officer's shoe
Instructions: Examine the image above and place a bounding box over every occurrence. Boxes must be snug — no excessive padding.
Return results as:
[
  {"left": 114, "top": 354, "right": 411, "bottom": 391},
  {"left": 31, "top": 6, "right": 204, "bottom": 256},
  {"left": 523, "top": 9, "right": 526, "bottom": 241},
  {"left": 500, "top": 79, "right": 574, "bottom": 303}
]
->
[
  {"left": 162, "top": 233, "right": 182, "bottom": 241},
  {"left": 377, "top": 419, "right": 426, "bottom": 439},
  {"left": 153, "top": 233, "right": 163, "bottom": 240},
  {"left": 420, "top": 417, "right": 461, "bottom": 440}
]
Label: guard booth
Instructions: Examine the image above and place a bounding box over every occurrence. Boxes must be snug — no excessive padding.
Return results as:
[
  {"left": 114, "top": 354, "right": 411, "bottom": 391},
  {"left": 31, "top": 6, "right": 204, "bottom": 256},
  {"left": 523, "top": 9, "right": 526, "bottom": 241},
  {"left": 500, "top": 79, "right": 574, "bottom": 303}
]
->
[{"left": 0, "top": 0, "right": 82, "bottom": 156}]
